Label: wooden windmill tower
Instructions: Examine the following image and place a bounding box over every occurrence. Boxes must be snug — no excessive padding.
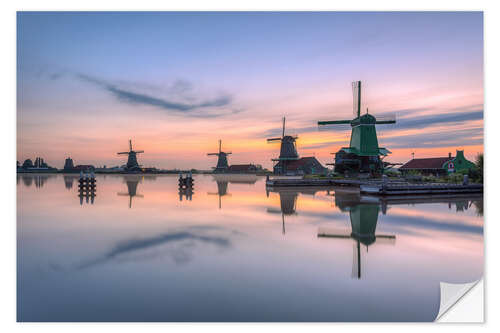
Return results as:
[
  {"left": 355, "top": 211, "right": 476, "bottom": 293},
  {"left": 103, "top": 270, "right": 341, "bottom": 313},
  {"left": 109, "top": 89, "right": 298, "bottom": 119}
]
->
[
  {"left": 317, "top": 81, "right": 396, "bottom": 175},
  {"left": 207, "top": 140, "right": 231, "bottom": 173},
  {"left": 117, "top": 139, "right": 144, "bottom": 171},
  {"left": 267, "top": 117, "right": 299, "bottom": 175}
]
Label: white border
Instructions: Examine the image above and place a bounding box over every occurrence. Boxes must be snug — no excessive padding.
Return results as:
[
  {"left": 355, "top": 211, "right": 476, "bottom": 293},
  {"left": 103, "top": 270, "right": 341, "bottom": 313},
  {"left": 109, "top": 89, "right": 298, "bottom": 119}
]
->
[{"left": 2, "top": 0, "right": 498, "bottom": 331}]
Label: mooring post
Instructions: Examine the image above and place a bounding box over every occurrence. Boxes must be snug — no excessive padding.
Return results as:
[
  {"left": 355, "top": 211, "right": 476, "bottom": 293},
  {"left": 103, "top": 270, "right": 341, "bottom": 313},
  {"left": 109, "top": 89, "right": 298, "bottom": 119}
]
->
[
  {"left": 463, "top": 174, "right": 469, "bottom": 185},
  {"left": 382, "top": 174, "right": 388, "bottom": 194}
]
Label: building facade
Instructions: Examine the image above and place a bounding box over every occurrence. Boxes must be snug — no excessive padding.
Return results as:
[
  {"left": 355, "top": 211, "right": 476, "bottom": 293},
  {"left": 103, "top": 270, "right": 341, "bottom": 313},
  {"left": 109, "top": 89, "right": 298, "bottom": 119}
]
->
[{"left": 399, "top": 150, "right": 476, "bottom": 176}]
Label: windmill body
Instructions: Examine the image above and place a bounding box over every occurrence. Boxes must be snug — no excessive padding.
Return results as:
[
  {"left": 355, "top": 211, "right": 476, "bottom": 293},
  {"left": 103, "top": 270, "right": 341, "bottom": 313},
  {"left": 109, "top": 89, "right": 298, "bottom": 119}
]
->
[
  {"left": 267, "top": 117, "right": 300, "bottom": 174},
  {"left": 208, "top": 140, "right": 232, "bottom": 173},
  {"left": 318, "top": 81, "right": 395, "bottom": 175},
  {"left": 117, "top": 139, "right": 144, "bottom": 171}
]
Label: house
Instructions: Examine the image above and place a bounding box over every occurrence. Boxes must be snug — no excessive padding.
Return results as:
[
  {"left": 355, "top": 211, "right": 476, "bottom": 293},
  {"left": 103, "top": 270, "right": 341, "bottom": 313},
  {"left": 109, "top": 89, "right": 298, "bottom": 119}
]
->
[
  {"left": 399, "top": 150, "right": 476, "bottom": 176},
  {"left": 74, "top": 164, "right": 95, "bottom": 172},
  {"left": 227, "top": 164, "right": 260, "bottom": 173},
  {"left": 273, "top": 156, "right": 327, "bottom": 175}
]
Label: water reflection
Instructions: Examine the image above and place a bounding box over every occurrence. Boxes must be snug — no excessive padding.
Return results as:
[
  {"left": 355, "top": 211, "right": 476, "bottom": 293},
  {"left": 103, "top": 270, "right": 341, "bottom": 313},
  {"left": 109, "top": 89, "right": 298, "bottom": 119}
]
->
[
  {"left": 117, "top": 176, "right": 143, "bottom": 208},
  {"left": 18, "top": 174, "right": 55, "bottom": 188},
  {"left": 208, "top": 174, "right": 259, "bottom": 209},
  {"left": 266, "top": 187, "right": 322, "bottom": 234},
  {"left": 64, "top": 175, "right": 79, "bottom": 190},
  {"left": 78, "top": 190, "right": 96, "bottom": 205},
  {"left": 318, "top": 198, "right": 395, "bottom": 279},
  {"left": 178, "top": 174, "right": 195, "bottom": 202},
  {"left": 17, "top": 174, "right": 483, "bottom": 322},
  {"left": 77, "top": 225, "right": 239, "bottom": 269},
  {"left": 376, "top": 195, "right": 484, "bottom": 217}
]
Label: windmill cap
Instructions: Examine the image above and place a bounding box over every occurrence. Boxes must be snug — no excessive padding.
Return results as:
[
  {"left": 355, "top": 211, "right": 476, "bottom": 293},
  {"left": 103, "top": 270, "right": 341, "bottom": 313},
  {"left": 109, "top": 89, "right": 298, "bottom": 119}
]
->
[{"left": 353, "top": 113, "right": 376, "bottom": 125}]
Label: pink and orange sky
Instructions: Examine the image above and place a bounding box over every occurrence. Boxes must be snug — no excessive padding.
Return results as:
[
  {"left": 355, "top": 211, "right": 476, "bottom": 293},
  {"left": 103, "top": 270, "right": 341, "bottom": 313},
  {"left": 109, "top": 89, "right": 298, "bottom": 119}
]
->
[{"left": 17, "top": 12, "right": 483, "bottom": 169}]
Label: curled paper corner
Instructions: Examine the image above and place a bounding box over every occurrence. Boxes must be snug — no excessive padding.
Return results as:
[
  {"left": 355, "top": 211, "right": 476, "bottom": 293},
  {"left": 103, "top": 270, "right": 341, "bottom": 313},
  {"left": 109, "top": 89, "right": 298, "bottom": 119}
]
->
[{"left": 435, "top": 279, "right": 483, "bottom": 322}]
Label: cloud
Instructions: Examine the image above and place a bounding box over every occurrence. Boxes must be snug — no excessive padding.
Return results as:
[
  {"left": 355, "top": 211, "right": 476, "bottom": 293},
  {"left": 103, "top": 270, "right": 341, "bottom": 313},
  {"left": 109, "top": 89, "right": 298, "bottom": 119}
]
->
[
  {"left": 381, "top": 127, "right": 483, "bottom": 149},
  {"left": 381, "top": 213, "right": 483, "bottom": 235},
  {"left": 75, "top": 226, "right": 237, "bottom": 270},
  {"left": 75, "top": 73, "right": 240, "bottom": 118},
  {"left": 393, "top": 110, "right": 483, "bottom": 131}
]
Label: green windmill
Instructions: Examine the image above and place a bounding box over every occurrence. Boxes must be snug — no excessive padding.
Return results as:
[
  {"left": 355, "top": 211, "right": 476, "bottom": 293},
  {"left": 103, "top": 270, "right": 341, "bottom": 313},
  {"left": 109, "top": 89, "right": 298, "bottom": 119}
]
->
[{"left": 318, "top": 81, "right": 395, "bottom": 175}]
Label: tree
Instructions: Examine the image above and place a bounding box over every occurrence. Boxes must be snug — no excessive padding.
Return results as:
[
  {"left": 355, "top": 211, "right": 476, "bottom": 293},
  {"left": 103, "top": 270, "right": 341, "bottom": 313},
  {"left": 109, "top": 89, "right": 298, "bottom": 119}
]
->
[
  {"left": 475, "top": 153, "right": 483, "bottom": 183},
  {"left": 22, "top": 159, "right": 33, "bottom": 169}
]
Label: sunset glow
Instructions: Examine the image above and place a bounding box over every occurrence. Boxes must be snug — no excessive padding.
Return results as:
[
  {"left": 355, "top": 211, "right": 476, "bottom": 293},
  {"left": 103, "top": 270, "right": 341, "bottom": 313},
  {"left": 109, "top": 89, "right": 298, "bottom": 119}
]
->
[{"left": 17, "top": 12, "right": 483, "bottom": 169}]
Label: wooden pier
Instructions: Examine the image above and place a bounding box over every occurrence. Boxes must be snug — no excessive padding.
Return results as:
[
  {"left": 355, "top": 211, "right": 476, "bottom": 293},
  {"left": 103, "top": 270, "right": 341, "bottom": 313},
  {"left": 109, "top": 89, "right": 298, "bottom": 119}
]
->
[
  {"left": 360, "top": 182, "right": 483, "bottom": 196},
  {"left": 265, "top": 176, "right": 362, "bottom": 187},
  {"left": 265, "top": 176, "right": 483, "bottom": 196}
]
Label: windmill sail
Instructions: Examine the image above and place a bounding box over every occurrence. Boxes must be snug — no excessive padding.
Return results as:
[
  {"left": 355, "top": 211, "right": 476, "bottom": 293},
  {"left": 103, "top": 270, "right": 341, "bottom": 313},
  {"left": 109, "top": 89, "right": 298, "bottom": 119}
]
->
[
  {"left": 352, "top": 81, "right": 361, "bottom": 118},
  {"left": 351, "top": 241, "right": 361, "bottom": 279}
]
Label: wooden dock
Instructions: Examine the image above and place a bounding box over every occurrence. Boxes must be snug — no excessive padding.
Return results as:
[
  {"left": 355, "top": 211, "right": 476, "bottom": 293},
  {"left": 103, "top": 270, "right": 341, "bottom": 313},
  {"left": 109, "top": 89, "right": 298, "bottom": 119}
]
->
[
  {"left": 265, "top": 177, "right": 362, "bottom": 187},
  {"left": 265, "top": 176, "right": 483, "bottom": 196},
  {"left": 360, "top": 182, "right": 483, "bottom": 196}
]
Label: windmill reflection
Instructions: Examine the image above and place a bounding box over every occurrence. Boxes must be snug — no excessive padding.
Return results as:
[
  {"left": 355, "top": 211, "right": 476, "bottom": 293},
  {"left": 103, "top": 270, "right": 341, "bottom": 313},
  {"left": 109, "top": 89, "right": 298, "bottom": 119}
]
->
[
  {"left": 319, "top": 192, "right": 485, "bottom": 279},
  {"left": 318, "top": 195, "right": 395, "bottom": 279},
  {"left": 117, "top": 176, "right": 143, "bottom": 208},
  {"left": 266, "top": 187, "right": 319, "bottom": 234},
  {"left": 207, "top": 179, "right": 230, "bottom": 208},
  {"left": 208, "top": 174, "right": 259, "bottom": 209},
  {"left": 64, "top": 175, "right": 79, "bottom": 190}
]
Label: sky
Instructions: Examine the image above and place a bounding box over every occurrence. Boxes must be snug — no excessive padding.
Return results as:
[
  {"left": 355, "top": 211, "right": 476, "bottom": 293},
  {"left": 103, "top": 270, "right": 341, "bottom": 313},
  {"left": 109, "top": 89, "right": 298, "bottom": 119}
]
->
[{"left": 17, "top": 11, "right": 483, "bottom": 169}]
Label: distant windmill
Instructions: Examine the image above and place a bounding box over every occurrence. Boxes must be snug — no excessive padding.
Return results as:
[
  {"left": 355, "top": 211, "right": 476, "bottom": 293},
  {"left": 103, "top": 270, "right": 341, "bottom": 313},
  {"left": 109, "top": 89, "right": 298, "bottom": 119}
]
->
[
  {"left": 267, "top": 117, "right": 299, "bottom": 175},
  {"left": 207, "top": 139, "right": 231, "bottom": 173},
  {"left": 117, "top": 139, "right": 144, "bottom": 171}
]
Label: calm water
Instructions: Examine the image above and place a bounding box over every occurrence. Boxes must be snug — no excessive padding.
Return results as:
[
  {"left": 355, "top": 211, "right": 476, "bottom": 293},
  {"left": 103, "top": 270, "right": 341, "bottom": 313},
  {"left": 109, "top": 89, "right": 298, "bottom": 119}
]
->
[{"left": 17, "top": 174, "right": 483, "bottom": 322}]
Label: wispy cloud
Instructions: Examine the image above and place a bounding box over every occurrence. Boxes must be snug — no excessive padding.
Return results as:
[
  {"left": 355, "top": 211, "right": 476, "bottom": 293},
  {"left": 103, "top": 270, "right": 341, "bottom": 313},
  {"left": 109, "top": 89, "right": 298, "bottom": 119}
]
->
[
  {"left": 393, "top": 110, "right": 483, "bottom": 131},
  {"left": 382, "top": 127, "right": 483, "bottom": 149},
  {"left": 258, "top": 109, "right": 482, "bottom": 140},
  {"left": 75, "top": 73, "right": 241, "bottom": 118},
  {"left": 75, "top": 226, "right": 239, "bottom": 270}
]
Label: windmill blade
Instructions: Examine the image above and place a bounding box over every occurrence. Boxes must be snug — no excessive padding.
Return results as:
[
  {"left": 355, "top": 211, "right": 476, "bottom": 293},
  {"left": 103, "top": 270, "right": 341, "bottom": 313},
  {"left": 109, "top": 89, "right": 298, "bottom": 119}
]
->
[
  {"left": 129, "top": 139, "right": 133, "bottom": 151},
  {"left": 218, "top": 139, "right": 222, "bottom": 153},
  {"left": 135, "top": 150, "right": 145, "bottom": 154},
  {"left": 318, "top": 119, "right": 352, "bottom": 126},
  {"left": 226, "top": 151, "right": 232, "bottom": 155},
  {"left": 351, "top": 242, "right": 360, "bottom": 279},
  {"left": 117, "top": 193, "right": 130, "bottom": 196},
  {"left": 282, "top": 117, "right": 286, "bottom": 138},
  {"left": 317, "top": 227, "right": 351, "bottom": 238},
  {"left": 352, "top": 81, "right": 361, "bottom": 118},
  {"left": 266, "top": 208, "right": 282, "bottom": 214},
  {"left": 117, "top": 152, "right": 130, "bottom": 155},
  {"left": 207, "top": 153, "right": 219, "bottom": 156},
  {"left": 135, "top": 194, "right": 144, "bottom": 198},
  {"left": 375, "top": 235, "right": 396, "bottom": 245},
  {"left": 267, "top": 137, "right": 282, "bottom": 142}
]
